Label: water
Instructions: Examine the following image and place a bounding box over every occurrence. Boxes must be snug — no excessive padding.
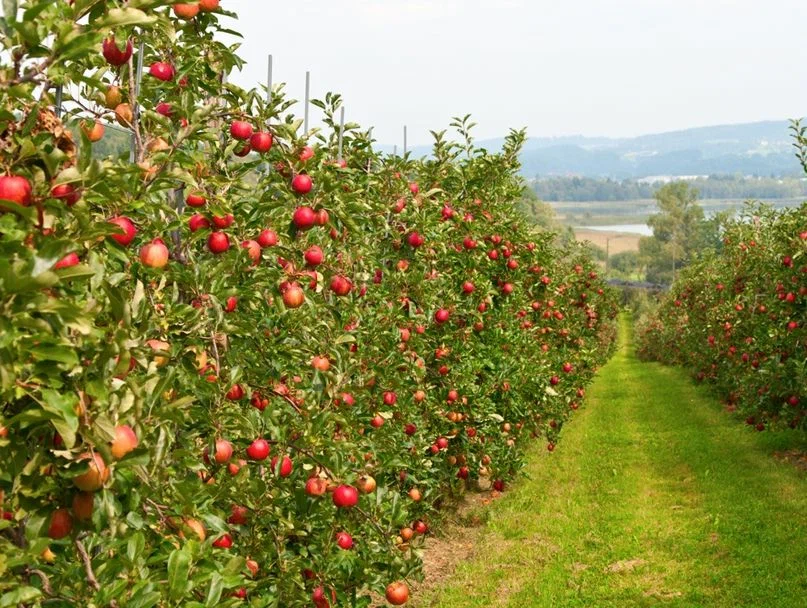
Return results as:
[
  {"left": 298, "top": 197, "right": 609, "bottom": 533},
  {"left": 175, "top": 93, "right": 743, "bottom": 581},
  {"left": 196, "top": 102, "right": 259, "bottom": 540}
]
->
[{"left": 576, "top": 224, "right": 653, "bottom": 236}]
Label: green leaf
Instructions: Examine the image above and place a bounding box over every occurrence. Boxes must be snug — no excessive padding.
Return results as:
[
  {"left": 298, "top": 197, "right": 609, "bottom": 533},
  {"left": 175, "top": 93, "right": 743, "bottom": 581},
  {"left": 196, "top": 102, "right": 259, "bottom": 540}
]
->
[
  {"left": 127, "top": 531, "right": 145, "bottom": 563},
  {"left": 167, "top": 547, "right": 192, "bottom": 600},
  {"left": 204, "top": 573, "right": 223, "bottom": 607},
  {"left": 30, "top": 345, "right": 79, "bottom": 366},
  {"left": 0, "top": 586, "right": 41, "bottom": 607},
  {"left": 2, "top": 0, "right": 16, "bottom": 23},
  {"left": 96, "top": 7, "right": 157, "bottom": 28}
]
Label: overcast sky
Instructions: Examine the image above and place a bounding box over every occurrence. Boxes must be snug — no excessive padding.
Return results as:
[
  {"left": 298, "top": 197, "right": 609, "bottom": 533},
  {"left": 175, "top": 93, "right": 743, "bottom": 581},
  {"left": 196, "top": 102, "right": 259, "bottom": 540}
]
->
[{"left": 224, "top": 0, "right": 806, "bottom": 146}]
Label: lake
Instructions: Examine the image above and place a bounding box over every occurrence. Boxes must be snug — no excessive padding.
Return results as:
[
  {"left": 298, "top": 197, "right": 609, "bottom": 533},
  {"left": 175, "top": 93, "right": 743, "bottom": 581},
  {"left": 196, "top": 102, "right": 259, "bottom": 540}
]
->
[{"left": 576, "top": 224, "right": 653, "bottom": 236}]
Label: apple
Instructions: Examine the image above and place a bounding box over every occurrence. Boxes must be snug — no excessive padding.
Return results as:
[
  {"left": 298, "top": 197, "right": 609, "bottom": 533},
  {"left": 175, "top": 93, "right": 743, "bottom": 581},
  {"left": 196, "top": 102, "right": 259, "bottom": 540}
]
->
[
  {"left": 173, "top": 3, "right": 200, "bottom": 19},
  {"left": 293, "top": 206, "right": 316, "bottom": 230},
  {"left": 330, "top": 275, "right": 352, "bottom": 296},
  {"left": 246, "top": 438, "right": 270, "bottom": 461},
  {"left": 434, "top": 309, "right": 450, "bottom": 324},
  {"left": 73, "top": 452, "right": 109, "bottom": 492},
  {"left": 226, "top": 385, "right": 244, "bottom": 400},
  {"left": 246, "top": 559, "right": 259, "bottom": 577},
  {"left": 383, "top": 391, "right": 397, "bottom": 406},
  {"left": 336, "top": 531, "right": 353, "bottom": 550},
  {"left": 54, "top": 253, "right": 80, "bottom": 269},
  {"left": 408, "top": 488, "right": 422, "bottom": 502},
  {"left": 357, "top": 475, "right": 376, "bottom": 493},
  {"left": 0, "top": 175, "right": 32, "bottom": 206},
  {"left": 299, "top": 146, "right": 314, "bottom": 162},
  {"left": 155, "top": 101, "right": 174, "bottom": 117},
  {"left": 407, "top": 232, "right": 424, "bottom": 248},
  {"left": 81, "top": 120, "right": 105, "bottom": 142},
  {"left": 409, "top": 182, "right": 419, "bottom": 195},
  {"left": 404, "top": 423, "right": 417, "bottom": 436},
  {"left": 292, "top": 174, "right": 313, "bottom": 194},
  {"left": 304, "top": 245, "right": 324, "bottom": 266},
  {"left": 212, "top": 534, "right": 233, "bottom": 549},
  {"left": 110, "top": 425, "right": 138, "bottom": 459},
  {"left": 108, "top": 216, "right": 136, "bottom": 246},
  {"left": 463, "top": 236, "right": 477, "bottom": 249},
  {"left": 282, "top": 282, "right": 305, "bottom": 308},
  {"left": 492, "top": 479, "right": 505, "bottom": 492},
  {"left": 207, "top": 231, "right": 230, "bottom": 254},
  {"left": 241, "top": 239, "right": 261, "bottom": 264},
  {"left": 562, "top": 362, "right": 573, "bottom": 373},
  {"left": 51, "top": 183, "right": 80, "bottom": 206},
  {"left": 393, "top": 197, "right": 406, "bottom": 213},
  {"left": 182, "top": 518, "right": 206, "bottom": 541},
  {"left": 140, "top": 239, "right": 169, "bottom": 268},
  {"left": 370, "top": 415, "right": 385, "bottom": 428},
  {"left": 230, "top": 121, "right": 253, "bottom": 140},
  {"left": 189, "top": 214, "right": 210, "bottom": 232},
  {"left": 332, "top": 484, "right": 358, "bottom": 508},
  {"left": 199, "top": 0, "right": 219, "bottom": 10},
  {"left": 102, "top": 36, "right": 133, "bottom": 66},
  {"left": 385, "top": 582, "right": 409, "bottom": 605},
  {"left": 312, "top": 586, "right": 336, "bottom": 608},
  {"left": 250, "top": 131, "right": 273, "bottom": 153},
  {"left": 47, "top": 508, "right": 73, "bottom": 539},
  {"left": 71, "top": 492, "right": 94, "bottom": 522},
  {"left": 186, "top": 192, "right": 206, "bottom": 207},
  {"left": 214, "top": 439, "right": 234, "bottom": 463},
  {"left": 257, "top": 229, "right": 278, "bottom": 247},
  {"left": 305, "top": 477, "right": 328, "bottom": 497},
  {"left": 149, "top": 62, "right": 175, "bottom": 82},
  {"left": 315, "top": 208, "right": 329, "bottom": 226},
  {"left": 462, "top": 281, "right": 475, "bottom": 294},
  {"left": 436, "top": 436, "right": 448, "bottom": 450},
  {"left": 225, "top": 296, "right": 237, "bottom": 312},
  {"left": 228, "top": 504, "right": 249, "bottom": 525},
  {"left": 270, "top": 455, "right": 293, "bottom": 477},
  {"left": 311, "top": 355, "right": 330, "bottom": 371},
  {"left": 212, "top": 213, "right": 234, "bottom": 228},
  {"left": 104, "top": 85, "right": 122, "bottom": 109}
]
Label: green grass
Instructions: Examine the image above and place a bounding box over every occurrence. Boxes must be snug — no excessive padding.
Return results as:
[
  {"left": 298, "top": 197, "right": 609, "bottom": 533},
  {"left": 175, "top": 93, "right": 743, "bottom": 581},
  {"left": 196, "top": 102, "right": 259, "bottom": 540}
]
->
[{"left": 417, "top": 314, "right": 807, "bottom": 608}]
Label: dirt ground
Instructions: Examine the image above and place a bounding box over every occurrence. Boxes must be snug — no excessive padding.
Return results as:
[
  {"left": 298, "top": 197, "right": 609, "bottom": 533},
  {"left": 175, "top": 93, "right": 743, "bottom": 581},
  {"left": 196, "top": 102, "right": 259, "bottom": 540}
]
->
[{"left": 574, "top": 229, "right": 641, "bottom": 254}]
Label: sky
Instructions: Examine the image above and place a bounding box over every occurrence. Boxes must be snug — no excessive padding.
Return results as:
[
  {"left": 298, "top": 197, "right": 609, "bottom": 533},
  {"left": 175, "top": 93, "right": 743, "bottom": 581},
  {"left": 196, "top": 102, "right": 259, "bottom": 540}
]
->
[{"left": 223, "top": 0, "right": 807, "bottom": 146}]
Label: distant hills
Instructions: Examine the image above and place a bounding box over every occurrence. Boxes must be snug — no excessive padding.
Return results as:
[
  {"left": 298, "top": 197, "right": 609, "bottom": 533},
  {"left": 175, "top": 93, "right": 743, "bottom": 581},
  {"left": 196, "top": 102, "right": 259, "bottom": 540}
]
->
[{"left": 382, "top": 120, "right": 805, "bottom": 179}]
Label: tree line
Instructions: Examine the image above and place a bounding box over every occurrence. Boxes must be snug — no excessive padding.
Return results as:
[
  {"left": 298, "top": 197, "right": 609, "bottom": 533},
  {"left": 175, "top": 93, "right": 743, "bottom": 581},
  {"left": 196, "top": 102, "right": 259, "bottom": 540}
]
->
[{"left": 532, "top": 175, "right": 807, "bottom": 202}]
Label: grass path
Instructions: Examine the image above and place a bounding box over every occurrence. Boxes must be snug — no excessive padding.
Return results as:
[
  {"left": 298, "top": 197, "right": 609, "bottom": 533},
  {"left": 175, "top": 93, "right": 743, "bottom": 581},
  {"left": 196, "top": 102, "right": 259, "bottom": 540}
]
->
[{"left": 418, "top": 315, "right": 807, "bottom": 607}]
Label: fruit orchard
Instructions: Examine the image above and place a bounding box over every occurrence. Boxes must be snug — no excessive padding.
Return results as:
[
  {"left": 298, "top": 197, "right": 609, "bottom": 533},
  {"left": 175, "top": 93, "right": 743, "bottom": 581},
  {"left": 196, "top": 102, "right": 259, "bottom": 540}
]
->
[
  {"left": 638, "top": 203, "right": 807, "bottom": 431},
  {"left": 0, "top": 1, "right": 618, "bottom": 606}
]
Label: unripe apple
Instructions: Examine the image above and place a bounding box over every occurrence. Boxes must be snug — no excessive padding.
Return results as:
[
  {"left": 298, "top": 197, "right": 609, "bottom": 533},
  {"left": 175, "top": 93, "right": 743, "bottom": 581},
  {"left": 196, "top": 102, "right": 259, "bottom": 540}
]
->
[
  {"left": 114, "top": 103, "right": 133, "bottom": 127},
  {"left": 81, "top": 120, "right": 105, "bottom": 142}
]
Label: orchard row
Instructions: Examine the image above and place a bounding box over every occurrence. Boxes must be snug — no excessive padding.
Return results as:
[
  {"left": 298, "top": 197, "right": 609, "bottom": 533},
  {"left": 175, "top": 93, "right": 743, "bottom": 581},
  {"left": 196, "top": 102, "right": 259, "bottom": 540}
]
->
[
  {"left": 638, "top": 204, "right": 807, "bottom": 431},
  {"left": 0, "top": 1, "right": 618, "bottom": 606}
]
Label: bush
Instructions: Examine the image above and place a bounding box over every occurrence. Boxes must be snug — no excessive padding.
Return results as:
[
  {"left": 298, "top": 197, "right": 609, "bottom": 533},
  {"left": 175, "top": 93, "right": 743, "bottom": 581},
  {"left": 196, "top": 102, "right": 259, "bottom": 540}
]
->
[{"left": 0, "top": 2, "right": 617, "bottom": 605}]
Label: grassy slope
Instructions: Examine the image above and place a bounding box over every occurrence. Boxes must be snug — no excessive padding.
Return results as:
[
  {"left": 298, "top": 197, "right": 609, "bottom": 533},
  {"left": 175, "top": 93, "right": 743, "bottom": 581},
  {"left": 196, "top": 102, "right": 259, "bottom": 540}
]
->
[{"left": 418, "top": 315, "right": 807, "bottom": 608}]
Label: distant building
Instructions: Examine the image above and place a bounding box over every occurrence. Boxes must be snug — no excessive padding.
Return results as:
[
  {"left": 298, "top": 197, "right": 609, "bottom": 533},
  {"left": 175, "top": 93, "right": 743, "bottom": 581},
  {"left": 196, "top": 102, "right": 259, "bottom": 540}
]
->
[{"left": 636, "top": 175, "right": 708, "bottom": 185}]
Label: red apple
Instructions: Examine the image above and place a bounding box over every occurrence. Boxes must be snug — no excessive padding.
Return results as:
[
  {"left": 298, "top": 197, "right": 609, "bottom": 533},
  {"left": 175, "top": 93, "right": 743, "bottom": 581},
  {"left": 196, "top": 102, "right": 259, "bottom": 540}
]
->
[
  {"left": 149, "top": 62, "right": 175, "bottom": 82},
  {"left": 0, "top": 175, "right": 32, "bottom": 206},
  {"left": 282, "top": 283, "right": 305, "bottom": 308},
  {"left": 257, "top": 229, "right": 278, "bottom": 247},
  {"left": 332, "top": 485, "right": 358, "bottom": 508},
  {"left": 212, "top": 534, "right": 233, "bottom": 549},
  {"left": 189, "top": 214, "right": 210, "bottom": 232},
  {"left": 246, "top": 438, "right": 270, "bottom": 461},
  {"left": 47, "top": 508, "right": 73, "bottom": 539},
  {"left": 214, "top": 439, "right": 234, "bottom": 463},
  {"left": 292, "top": 174, "right": 313, "bottom": 194},
  {"left": 336, "top": 531, "right": 353, "bottom": 550},
  {"left": 250, "top": 131, "right": 273, "bottom": 153},
  {"left": 109, "top": 216, "right": 136, "bottom": 246},
  {"left": 434, "top": 309, "right": 450, "bottom": 324},
  {"left": 140, "top": 239, "right": 169, "bottom": 268},
  {"left": 305, "top": 477, "right": 328, "bottom": 496},
  {"left": 212, "top": 213, "right": 234, "bottom": 228},
  {"left": 207, "top": 231, "right": 230, "bottom": 254},
  {"left": 54, "top": 253, "right": 80, "bottom": 269},
  {"left": 186, "top": 192, "right": 206, "bottom": 207},
  {"left": 51, "top": 183, "right": 80, "bottom": 206},
  {"left": 173, "top": 3, "right": 200, "bottom": 19},
  {"left": 304, "top": 245, "right": 323, "bottom": 266},
  {"left": 230, "top": 121, "right": 253, "bottom": 141},
  {"left": 270, "top": 455, "right": 293, "bottom": 477},
  {"left": 292, "top": 206, "right": 316, "bottom": 230},
  {"left": 385, "top": 582, "right": 409, "bottom": 605},
  {"left": 330, "top": 275, "right": 352, "bottom": 296},
  {"left": 102, "top": 36, "right": 133, "bottom": 66}
]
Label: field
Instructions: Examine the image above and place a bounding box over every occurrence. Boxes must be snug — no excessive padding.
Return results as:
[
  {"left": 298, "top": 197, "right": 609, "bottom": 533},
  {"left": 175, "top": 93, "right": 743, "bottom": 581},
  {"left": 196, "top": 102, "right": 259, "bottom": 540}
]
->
[{"left": 573, "top": 228, "right": 641, "bottom": 254}]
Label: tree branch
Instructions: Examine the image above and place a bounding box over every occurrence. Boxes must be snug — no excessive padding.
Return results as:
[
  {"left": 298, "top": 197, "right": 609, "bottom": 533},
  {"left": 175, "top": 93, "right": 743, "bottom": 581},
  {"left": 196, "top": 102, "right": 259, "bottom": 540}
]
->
[{"left": 75, "top": 538, "right": 100, "bottom": 592}]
